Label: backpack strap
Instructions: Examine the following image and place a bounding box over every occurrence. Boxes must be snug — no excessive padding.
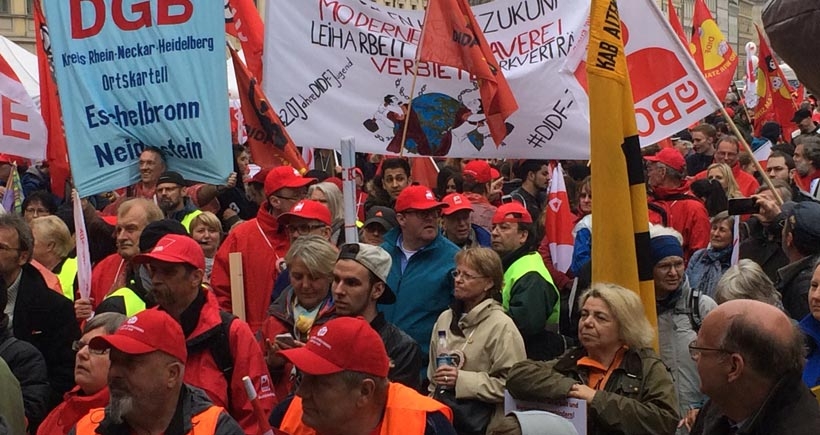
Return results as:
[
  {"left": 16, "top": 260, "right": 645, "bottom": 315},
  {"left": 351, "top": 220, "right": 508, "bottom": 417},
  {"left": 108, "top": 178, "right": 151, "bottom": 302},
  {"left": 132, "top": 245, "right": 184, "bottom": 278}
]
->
[
  {"left": 186, "top": 311, "right": 236, "bottom": 410},
  {"left": 687, "top": 286, "right": 703, "bottom": 332}
]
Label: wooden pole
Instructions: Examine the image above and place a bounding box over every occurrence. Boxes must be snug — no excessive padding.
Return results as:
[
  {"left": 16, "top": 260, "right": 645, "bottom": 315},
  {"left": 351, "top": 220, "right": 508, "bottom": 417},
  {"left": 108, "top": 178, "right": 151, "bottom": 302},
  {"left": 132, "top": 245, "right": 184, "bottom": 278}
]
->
[{"left": 229, "top": 252, "right": 246, "bottom": 321}]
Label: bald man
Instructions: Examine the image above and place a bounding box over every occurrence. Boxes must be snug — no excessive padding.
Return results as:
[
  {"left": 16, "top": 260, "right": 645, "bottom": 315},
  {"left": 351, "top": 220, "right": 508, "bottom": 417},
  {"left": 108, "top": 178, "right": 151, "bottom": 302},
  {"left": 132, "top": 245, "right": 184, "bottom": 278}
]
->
[{"left": 688, "top": 300, "right": 820, "bottom": 435}]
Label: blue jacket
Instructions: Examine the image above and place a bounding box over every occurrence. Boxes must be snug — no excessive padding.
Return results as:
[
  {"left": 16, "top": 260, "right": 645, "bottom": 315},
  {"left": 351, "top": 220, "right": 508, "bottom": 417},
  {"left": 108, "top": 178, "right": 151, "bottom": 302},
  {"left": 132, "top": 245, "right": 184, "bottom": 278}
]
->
[
  {"left": 380, "top": 228, "right": 459, "bottom": 358},
  {"left": 799, "top": 314, "right": 820, "bottom": 388}
]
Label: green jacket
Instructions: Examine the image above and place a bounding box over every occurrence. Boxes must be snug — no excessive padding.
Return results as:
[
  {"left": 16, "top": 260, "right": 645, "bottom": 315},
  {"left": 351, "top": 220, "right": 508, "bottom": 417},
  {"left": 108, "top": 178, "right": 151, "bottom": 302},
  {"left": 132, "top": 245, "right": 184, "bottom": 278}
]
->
[{"left": 505, "top": 347, "right": 679, "bottom": 435}]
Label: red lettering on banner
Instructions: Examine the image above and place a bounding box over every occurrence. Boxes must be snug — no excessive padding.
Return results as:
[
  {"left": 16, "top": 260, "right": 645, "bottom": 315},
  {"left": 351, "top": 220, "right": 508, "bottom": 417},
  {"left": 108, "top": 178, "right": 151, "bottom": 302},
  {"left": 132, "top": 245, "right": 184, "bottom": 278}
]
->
[
  {"left": 70, "top": 0, "right": 193, "bottom": 39},
  {"left": 634, "top": 78, "right": 707, "bottom": 137},
  {"left": 1, "top": 96, "right": 30, "bottom": 140}
]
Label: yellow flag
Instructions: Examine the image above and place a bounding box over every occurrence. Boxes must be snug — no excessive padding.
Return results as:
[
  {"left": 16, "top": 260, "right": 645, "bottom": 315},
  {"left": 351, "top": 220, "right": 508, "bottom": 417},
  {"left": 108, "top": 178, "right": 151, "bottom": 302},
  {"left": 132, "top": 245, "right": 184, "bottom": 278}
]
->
[{"left": 587, "top": 0, "right": 657, "bottom": 338}]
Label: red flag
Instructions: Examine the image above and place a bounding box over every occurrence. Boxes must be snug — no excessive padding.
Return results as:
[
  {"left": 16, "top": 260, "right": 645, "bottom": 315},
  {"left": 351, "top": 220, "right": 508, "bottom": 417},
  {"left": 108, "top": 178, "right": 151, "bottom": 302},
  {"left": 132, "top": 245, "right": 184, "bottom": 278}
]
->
[
  {"left": 691, "top": 0, "right": 738, "bottom": 100},
  {"left": 225, "top": 0, "right": 265, "bottom": 82},
  {"left": 418, "top": 0, "right": 517, "bottom": 146},
  {"left": 666, "top": 0, "right": 688, "bottom": 50},
  {"left": 753, "top": 25, "right": 797, "bottom": 138},
  {"left": 545, "top": 163, "right": 574, "bottom": 273},
  {"left": 34, "top": 0, "right": 70, "bottom": 199},
  {"left": 230, "top": 47, "right": 306, "bottom": 173},
  {"left": 410, "top": 157, "right": 440, "bottom": 190}
]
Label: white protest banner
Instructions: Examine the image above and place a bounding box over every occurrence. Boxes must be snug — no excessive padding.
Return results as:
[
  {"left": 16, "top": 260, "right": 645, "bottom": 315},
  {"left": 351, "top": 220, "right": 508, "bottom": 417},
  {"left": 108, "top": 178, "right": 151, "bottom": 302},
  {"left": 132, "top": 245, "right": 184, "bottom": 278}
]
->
[
  {"left": 504, "top": 391, "right": 587, "bottom": 435},
  {"left": 264, "top": 0, "right": 590, "bottom": 159},
  {"left": 43, "top": 0, "right": 232, "bottom": 196},
  {"left": 0, "top": 54, "right": 46, "bottom": 161}
]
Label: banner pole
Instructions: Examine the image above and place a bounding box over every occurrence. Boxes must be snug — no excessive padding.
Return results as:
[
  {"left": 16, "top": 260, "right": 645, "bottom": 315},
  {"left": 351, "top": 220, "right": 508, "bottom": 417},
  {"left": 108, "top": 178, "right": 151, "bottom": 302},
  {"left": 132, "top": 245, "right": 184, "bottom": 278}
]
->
[
  {"left": 340, "top": 137, "right": 359, "bottom": 244},
  {"left": 398, "top": 3, "right": 434, "bottom": 157}
]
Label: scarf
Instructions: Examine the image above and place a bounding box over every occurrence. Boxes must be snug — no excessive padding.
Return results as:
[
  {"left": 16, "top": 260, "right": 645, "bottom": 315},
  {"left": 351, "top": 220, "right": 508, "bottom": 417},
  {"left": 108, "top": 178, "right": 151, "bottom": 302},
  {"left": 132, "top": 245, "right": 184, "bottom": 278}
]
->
[{"left": 686, "top": 245, "right": 733, "bottom": 299}]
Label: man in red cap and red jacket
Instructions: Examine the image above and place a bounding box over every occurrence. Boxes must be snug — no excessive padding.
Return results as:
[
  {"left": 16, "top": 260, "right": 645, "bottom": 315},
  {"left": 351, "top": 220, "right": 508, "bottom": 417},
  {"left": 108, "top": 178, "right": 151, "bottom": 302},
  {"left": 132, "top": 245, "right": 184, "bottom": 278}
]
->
[
  {"left": 132, "top": 234, "right": 275, "bottom": 434},
  {"left": 646, "top": 148, "right": 711, "bottom": 261},
  {"left": 211, "top": 166, "right": 316, "bottom": 332}
]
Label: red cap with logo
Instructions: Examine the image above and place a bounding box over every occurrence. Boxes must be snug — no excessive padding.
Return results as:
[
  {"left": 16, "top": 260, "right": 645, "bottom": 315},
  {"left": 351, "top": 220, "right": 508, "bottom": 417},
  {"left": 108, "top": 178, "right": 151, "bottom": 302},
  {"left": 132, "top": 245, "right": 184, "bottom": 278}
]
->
[
  {"left": 89, "top": 309, "right": 187, "bottom": 363},
  {"left": 394, "top": 185, "right": 447, "bottom": 212},
  {"left": 643, "top": 148, "right": 686, "bottom": 173},
  {"left": 277, "top": 199, "right": 332, "bottom": 226},
  {"left": 264, "top": 166, "right": 316, "bottom": 196},
  {"left": 277, "top": 317, "right": 389, "bottom": 377},
  {"left": 133, "top": 234, "right": 205, "bottom": 270},
  {"left": 441, "top": 193, "right": 473, "bottom": 216},
  {"left": 463, "top": 160, "right": 493, "bottom": 183},
  {"left": 492, "top": 202, "right": 533, "bottom": 224}
]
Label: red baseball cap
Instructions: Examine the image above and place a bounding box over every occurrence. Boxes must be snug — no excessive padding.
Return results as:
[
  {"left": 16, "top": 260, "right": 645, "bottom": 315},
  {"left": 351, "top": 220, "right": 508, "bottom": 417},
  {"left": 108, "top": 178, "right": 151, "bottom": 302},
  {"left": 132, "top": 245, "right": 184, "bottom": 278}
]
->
[
  {"left": 277, "top": 317, "right": 389, "bottom": 377},
  {"left": 463, "top": 160, "right": 492, "bottom": 183},
  {"left": 490, "top": 167, "right": 501, "bottom": 180},
  {"left": 264, "top": 166, "right": 316, "bottom": 196},
  {"left": 644, "top": 147, "right": 686, "bottom": 173},
  {"left": 89, "top": 309, "right": 187, "bottom": 363},
  {"left": 492, "top": 202, "right": 533, "bottom": 224},
  {"left": 395, "top": 185, "right": 447, "bottom": 212},
  {"left": 133, "top": 234, "right": 205, "bottom": 270},
  {"left": 441, "top": 193, "right": 473, "bottom": 216},
  {"left": 277, "top": 200, "right": 332, "bottom": 226}
]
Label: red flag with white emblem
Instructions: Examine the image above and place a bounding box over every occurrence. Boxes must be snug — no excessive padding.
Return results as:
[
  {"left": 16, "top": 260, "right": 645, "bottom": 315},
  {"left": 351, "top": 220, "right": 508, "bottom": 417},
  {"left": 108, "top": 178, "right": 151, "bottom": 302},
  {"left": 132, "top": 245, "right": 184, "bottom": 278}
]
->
[{"left": 546, "top": 163, "right": 574, "bottom": 273}]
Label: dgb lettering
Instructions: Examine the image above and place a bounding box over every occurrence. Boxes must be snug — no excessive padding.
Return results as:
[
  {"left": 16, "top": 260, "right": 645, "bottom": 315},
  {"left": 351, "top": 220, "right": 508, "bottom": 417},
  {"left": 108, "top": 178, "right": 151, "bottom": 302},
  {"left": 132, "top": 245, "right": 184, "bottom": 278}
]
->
[{"left": 70, "top": 0, "right": 193, "bottom": 39}]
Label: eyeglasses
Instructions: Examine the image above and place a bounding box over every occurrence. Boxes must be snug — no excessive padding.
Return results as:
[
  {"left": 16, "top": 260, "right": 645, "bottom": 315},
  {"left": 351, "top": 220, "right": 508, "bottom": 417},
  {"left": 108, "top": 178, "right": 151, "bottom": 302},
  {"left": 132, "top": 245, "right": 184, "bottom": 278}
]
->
[
  {"left": 72, "top": 340, "right": 110, "bottom": 355},
  {"left": 451, "top": 270, "right": 486, "bottom": 281},
  {"left": 688, "top": 340, "right": 733, "bottom": 360},
  {"left": 286, "top": 223, "right": 326, "bottom": 234},
  {"left": 403, "top": 209, "right": 441, "bottom": 220}
]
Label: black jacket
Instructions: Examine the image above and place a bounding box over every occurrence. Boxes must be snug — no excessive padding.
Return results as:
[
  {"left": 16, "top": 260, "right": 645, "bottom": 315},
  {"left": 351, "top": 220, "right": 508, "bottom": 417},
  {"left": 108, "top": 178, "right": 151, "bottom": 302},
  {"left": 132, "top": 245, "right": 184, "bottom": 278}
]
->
[
  {"left": 0, "top": 328, "right": 52, "bottom": 433},
  {"left": 68, "top": 384, "right": 243, "bottom": 435},
  {"left": 691, "top": 373, "right": 820, "bottom": 435},
  {"left": 739, "top": 216, "right": 788, "bottom": 283},
  {"left": 775, "top": 254, "right": 818, "bottom": 320},
  {"left": 11, "top": 263, "right": 80, "bottom": 397},
  {"left": 372, "top": 312, "right": 423, "bottom": 390}
]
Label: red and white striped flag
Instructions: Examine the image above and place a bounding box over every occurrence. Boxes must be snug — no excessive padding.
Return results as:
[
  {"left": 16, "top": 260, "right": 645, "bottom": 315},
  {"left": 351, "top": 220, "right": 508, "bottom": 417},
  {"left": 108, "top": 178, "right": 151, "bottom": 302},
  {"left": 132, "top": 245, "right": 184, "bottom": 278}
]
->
[
  {"left": 73, "top": 190, "right": 92, "bottom": 301},
  {"left": 546, "top": 163, "right": 575, "bottom": 273}
]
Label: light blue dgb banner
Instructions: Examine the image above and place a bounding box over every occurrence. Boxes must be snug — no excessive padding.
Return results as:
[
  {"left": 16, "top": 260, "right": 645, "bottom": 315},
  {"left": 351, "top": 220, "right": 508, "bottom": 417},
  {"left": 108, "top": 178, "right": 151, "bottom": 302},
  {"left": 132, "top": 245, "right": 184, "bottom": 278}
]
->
[{"left": 45, "top": 0, "right": 231, "bottom": 196}]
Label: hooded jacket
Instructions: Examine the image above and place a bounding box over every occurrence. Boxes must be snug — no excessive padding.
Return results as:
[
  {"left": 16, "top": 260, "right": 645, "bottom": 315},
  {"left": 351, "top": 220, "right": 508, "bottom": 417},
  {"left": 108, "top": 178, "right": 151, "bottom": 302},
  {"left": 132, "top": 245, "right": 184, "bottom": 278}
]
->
[
  {"left": 0, "top": 328, "right": 52, "bottom": 432},
  {"left": 211, "top": 203, "right": 290, "bottom": 332},
  {"left": 648, "top": 185, "right": 711, "bottom": 261},
  {"left": 37, "top": 386, "right": 109, "bottom": 435}
]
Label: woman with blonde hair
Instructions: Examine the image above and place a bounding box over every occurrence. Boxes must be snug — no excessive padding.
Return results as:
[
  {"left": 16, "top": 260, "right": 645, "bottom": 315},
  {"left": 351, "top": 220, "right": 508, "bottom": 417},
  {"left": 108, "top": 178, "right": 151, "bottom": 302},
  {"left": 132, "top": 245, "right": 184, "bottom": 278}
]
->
[
  {"left": 308, "top": 181, "right": 345, "bottom": 246},
  {"left": 499, "top": 282, "right": 679, "bottom": 435},
  {"left": 189, "top": 211, "right": 223, "bottom": 282},
  {"left": 706, "top": 162, "right": 742, "bottom": 199},
  {"left": 428, "top": 247, "right": 525, "bottom": 435}
]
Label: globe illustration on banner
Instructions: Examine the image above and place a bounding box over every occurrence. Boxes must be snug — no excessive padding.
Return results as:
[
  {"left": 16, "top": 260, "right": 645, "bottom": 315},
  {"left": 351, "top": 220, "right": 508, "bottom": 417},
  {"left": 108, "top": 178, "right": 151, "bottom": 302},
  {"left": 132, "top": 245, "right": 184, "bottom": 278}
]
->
[{"left": 388, "top": 93, "right": 485, "bottom": 156}]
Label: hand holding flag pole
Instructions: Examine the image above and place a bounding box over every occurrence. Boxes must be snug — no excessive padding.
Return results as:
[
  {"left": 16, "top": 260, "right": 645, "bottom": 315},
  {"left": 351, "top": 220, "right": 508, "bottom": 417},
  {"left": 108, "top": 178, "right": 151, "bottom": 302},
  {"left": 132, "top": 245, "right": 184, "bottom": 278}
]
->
[{"left": 242, "top": 376, "right": 281, "bottom": 435}]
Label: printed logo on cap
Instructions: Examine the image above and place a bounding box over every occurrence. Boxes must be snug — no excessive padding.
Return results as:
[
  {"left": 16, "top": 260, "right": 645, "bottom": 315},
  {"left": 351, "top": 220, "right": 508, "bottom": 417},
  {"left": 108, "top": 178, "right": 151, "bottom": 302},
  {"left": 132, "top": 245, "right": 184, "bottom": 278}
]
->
[
  {"left": 153, "top": 237, "right": 178, "bottom": 253},
  {"left": 317, "top": 326, "right": 328, "bottom": 337},
  {"left": 294, "top": 201, "right": 305, "bottom": 212},
  {"left": 453, "top": 195, "right": 463, "bottom": 204},
  {"left": 127, "top": 316, "right": 138, "bottom": 324},
  {"left": 376, "top": 211, "right": 383, "bottom": 217},
  {"left": 425, "top": 190, "right": 434, "bottom": 200}
]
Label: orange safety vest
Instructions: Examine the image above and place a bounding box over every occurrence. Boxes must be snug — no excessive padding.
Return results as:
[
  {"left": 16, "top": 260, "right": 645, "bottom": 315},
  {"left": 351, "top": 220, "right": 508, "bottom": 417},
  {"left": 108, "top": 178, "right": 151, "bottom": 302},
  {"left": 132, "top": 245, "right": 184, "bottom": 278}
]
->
[
  {"left": 72, "top": 404, "right": 223, "bottom": 435},
  {"left": 280, "top": 382, "right": 453, "bottom": 435}
]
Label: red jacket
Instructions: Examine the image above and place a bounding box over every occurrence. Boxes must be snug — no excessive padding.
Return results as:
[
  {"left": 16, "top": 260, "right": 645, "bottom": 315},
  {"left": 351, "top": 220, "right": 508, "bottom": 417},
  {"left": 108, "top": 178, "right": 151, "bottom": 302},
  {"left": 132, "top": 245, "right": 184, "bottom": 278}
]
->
[
  {"left": 648, "top": 185, "right": 711, "bottom": 262},
  {"left": 180, "top": 290, "right": 276, "bottom": 435},
  {"left": 89, "top": 254, "right": 129, "bottom": 308},
  {"left": 37, "top": 386, "right": 109, "bottom": 435},
  {"left": 693, "top": 162, "right": 760, "bottom": 197},
  {"left": 211, "top": 203, "right": 290, "bottom": 332}
]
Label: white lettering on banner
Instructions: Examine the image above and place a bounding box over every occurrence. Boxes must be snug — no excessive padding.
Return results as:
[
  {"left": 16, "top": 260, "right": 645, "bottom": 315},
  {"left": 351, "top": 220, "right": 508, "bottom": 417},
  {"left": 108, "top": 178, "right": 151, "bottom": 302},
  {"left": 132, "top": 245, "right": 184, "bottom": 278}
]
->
[
  {"left": 263, "top": 0, "right": 718, "bottom": 159},
  {"left": 0, "top": 61, "right": 46, "bottom": 160}
]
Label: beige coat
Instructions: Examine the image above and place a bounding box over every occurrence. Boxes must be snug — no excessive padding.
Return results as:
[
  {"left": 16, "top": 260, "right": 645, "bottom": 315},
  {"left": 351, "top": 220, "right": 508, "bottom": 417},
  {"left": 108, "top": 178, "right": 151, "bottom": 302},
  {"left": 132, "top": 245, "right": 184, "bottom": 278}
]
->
[{"left": 428, "top": 299, "right": 527, "bottom": 432}]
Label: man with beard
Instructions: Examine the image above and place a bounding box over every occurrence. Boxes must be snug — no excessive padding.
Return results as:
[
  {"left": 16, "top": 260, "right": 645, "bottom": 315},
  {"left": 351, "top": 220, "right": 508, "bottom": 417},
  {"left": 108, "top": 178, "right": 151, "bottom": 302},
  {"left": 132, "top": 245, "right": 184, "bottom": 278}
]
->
[
  {"left": 155, "top": 171, "right": 203, "bottom": 232},
  {"left": 71, "top": 309, "right": 243, "bottom": 435}
]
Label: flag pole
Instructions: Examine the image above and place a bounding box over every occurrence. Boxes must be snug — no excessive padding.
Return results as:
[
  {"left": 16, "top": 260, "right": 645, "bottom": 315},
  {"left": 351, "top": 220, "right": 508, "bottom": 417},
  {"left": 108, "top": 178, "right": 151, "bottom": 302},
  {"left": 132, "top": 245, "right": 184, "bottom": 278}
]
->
[{"left": 398, "top": 2, "right": 434, "bottom": 157}]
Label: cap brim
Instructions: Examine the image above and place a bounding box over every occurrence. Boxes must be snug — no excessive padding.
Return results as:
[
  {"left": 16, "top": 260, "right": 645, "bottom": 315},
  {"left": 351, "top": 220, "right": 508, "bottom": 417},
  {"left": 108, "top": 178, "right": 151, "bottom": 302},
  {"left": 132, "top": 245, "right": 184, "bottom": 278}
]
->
[
  {"left": 363, "top": 217, "right": 393, "bottom": 230},
  {"left": 441, "top": 205, "right": 473, "bottom": 216},
  {"left": 643, "top": 155, "right": 661, "bottom": 162},
  {"left": 132, "top": 252, "right": 191, "bottom": 266},
  {"left": 281, "top": 178, "right": 317, "bottom": 189},
  {"left": 90, "top": 334, "right": 157, "bottom": 356},
  {"left": 277, "top": 212, "right": 330, "bottom": 226},
  {"left": 278, "top": 347, "right": 344, "bottom": 375}
]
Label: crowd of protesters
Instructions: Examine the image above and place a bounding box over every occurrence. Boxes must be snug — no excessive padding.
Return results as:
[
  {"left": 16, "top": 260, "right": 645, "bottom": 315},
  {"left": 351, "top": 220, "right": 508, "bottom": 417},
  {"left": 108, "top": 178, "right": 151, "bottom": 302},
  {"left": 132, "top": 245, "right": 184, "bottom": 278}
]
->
[{"left": 1, "top": 99, "right": 820, "bottom": 435}]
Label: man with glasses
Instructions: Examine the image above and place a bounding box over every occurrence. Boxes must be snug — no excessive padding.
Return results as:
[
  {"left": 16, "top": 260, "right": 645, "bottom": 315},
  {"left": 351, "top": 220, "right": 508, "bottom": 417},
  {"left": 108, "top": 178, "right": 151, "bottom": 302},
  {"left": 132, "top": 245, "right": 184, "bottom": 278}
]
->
[
  {"left": 692, "top": 135, "right": 759, "bottom": 197},
  {"left": 440, "top": 193, "right": 490, "bottom": 248},
  {"left": 211, "top": 166, "right": 316, "bottom": 332},
  {"left": 381, "top": 185, "right": 458, "bottom": 372},
  {"left": 490, "top": 203, "right": 561, "bottom": 361},
  {"left": 687, "top": 299, "right": 820, "bottom": 435},
  {"left": 332, "top": 243, "right": 422, "bottom": 389},
  {"left": 0, "top": 213, "right": 80, "bottom": 401}
]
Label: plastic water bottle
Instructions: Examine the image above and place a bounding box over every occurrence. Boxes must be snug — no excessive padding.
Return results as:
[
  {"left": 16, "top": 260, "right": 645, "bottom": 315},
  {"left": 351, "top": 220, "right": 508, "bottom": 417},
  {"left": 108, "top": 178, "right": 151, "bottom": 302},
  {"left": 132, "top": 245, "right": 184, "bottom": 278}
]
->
[{"left": 435, "top": 330, "right": 453, "bottom": 391}]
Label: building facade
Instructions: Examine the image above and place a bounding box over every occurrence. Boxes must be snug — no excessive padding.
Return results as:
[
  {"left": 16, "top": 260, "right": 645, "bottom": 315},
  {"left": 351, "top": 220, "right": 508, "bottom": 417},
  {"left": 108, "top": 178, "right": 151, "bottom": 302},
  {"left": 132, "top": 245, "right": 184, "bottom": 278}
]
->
[{"left": 0, "top": 0, "right": 35, "bottom": 52}]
